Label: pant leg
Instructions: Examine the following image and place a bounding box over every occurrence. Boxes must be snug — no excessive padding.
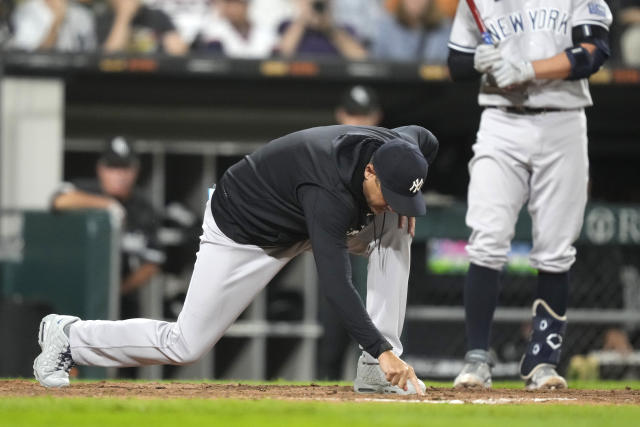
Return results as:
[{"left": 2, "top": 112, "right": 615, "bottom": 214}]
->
[
  {"left": 466, "top": 109, "right": 531, "bottom": 270},
  {"left": 349, "top": 212, "right": 412, "bottom": 362},
  {"left": 70, "top": 199, "right": 306, "bottom": 367},
  {"left": 528, "top": 110, "right": 588, "bottom": 272}
]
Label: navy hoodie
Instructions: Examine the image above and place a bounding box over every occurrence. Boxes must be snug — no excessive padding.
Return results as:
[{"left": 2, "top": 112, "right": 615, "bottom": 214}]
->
[{"left": 212, "top": 125, "right": 439, "bottom": 357}]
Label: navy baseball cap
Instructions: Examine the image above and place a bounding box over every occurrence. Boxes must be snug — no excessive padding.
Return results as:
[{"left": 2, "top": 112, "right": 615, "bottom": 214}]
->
[
  {"left": 99, "top": 136, "right": 139, "bottom": 168},
  {"left": 372, "top": 139, "right": 428, "bottom": 217}
]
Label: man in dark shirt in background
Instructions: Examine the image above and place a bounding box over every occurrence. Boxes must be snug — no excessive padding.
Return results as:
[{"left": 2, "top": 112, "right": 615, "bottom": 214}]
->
[
  {"left": 98, "top": 0, "right": 187, "bottom": 55},
  {"left": 276, "top": 0, "right": 367, "bottom": 59},
  {"left": 35, "top": 125, "right": 438, "bottom": 395},
  {"left": 52, "top": 136, "right": 165, "bottom": 321}
]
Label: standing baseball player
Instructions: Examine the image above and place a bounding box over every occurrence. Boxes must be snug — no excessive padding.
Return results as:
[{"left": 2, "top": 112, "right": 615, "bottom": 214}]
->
[
  {"left": 447, "top": 0, "right": 612, "bottom": 389},
  {"left": 33, "top": 125, "right": 438, "bottom": 395}
]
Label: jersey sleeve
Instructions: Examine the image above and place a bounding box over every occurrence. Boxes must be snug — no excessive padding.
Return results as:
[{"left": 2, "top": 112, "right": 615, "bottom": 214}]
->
[
  {"left": 298, "top": 185, "right": 392, "bottom": 358},
  {"left": 448, "top": 0, "right": 482, "bottom": 53},
  {"left": 572, "top": 0, "right": 612, "bottom": 29}
]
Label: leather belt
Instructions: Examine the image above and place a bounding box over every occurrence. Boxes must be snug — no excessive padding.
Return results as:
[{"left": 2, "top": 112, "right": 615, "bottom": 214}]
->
[{"left": 486, "top": 106, "right": 569, "bottom": 115}]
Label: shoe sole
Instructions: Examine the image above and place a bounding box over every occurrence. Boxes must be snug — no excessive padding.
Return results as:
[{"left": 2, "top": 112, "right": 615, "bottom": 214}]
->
[
  {"left": 453, "top": 374, "right": 492, "bottom": 389},
  {"left": 526, "top": 377, "right": 568, "bottom": 390},
  {"left": 33, "top": 315, "right": 71, "bottom": 388},
  {"left": 354, "top": 380, "right": 417, "bottom": 395}
]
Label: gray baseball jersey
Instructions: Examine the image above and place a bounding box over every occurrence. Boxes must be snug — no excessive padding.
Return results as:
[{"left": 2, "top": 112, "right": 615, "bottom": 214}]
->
[{"left": 448, "top": 0, "right": 612, "bottom": 108}]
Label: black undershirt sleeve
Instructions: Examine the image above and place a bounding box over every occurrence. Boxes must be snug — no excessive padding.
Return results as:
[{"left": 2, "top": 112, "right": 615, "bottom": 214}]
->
[
  {"left": 298, "top": 185, "right": 392, "bottom": 358},
  {"left": 447, "top": 48, "right": 481, "bottom": 82}
]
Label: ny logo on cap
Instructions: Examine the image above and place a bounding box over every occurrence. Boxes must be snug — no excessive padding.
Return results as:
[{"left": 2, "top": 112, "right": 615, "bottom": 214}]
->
[{"left": 409, "top": 178, "right": 424, "bottom": 194}]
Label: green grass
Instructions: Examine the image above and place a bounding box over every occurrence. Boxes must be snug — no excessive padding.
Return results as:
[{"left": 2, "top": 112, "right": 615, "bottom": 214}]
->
[
  {"left": 1, "top": 397, "right": 640, "bottom": 427},
  {"left": 2, "top": 380, "right": 640, "bottom": 427}
]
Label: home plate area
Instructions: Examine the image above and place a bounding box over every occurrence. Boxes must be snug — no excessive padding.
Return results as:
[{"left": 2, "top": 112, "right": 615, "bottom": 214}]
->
[{"left": 2, "top": 380, "right": 640, "bottom": 405}]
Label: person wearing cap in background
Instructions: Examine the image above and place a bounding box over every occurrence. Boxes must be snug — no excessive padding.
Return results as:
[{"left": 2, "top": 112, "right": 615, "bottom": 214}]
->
[
  {"left": 35, "top": 125, "right": 438, "bottom": 395},
  {"left": 51, "top": 136, "right": 165, "bottom": 325},
  {"left": 335, "top": 85, "right": 383, "bottom": 127}
]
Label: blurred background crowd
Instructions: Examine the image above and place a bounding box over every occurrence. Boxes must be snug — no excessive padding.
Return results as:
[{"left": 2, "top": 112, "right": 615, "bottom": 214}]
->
[{"left": 0, "top": 0, "right": 637, "bottom": 66}]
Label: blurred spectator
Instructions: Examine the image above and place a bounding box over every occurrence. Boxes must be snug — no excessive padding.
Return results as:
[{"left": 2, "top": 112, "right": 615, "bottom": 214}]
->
[
  {"left": 143, "top": 0, "right": 210, "bottom": 47},
  {"left": 197, "top": 0, "right": 278, "bottom": 58},
  {"left": 331, "top": 0, "right": 384, "bottom": 47},
  {"left": 250, "top": 0, "right": 293, "bottom": 31},
  {"left": 52, "top": 136, "right": 165, "bottom": 320},
  {"left": 276, "top": 0, "right": 367, "bottom": 60},
  {"left": 434, "top": 0, "right": 457, "bottom": 18},
  {"left": 97, "top": 0, "right": 188, "bottom": 55},
  {"left": 619, "top": 0, "right": 640, "bottom": 66},
  {"left": 9, "top": 0, "right": 96, "bottom": 52},
  {"left": 317, "top": 85, "right": 383, "bottom": 381},
  {"left": 1, "top": 1, "right": 13, "bottom": 47},
  {"left": 334, "top": 85, "right": 383, "bottom": 126},
  {"left": 603, "top": 328, "right": 634, "bottom": 355},
  {"left": 372, "top": 0, "right": 452, "bottom": 64}
]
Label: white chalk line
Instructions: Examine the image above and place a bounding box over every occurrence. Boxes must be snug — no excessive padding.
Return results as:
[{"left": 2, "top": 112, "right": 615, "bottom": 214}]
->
[{"left": 348, "top": 397, "right": 577, "bottom": 405}]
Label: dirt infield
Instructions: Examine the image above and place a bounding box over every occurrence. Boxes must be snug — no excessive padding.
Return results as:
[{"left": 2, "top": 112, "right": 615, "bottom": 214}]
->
[{"left": 2, "top": 380, "right": 640, "bottom": 405}]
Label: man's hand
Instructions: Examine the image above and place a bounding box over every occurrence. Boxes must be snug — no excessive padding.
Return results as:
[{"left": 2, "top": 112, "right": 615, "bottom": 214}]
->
[
  {"left": 378, "top": 350, "right": 424, "bottom": 395},
  {"left": 398, "top": 215, "right": 416, "bottom": 237},
  {"left": 490, "top": 58, "right": 535, "bottom": 88},
  {"left": 474, "top": 44, "right": 502, "bottom": 73}
]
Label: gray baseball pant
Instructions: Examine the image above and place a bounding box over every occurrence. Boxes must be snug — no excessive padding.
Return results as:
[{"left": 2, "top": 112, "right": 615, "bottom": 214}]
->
[{"left": 69, "top": 198, "right": 411, "bottom": 367}]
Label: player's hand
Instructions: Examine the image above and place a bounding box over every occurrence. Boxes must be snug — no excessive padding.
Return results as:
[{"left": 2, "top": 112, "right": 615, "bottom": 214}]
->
[
  {"left": 378, "top": 350, "right": 424, "bottom": 395},
  {"left": 474, "top": 44, "right": 502, "bottom": 73},
  {"left": 490, "top": 58, "right": 535, "bottom": 88},
  {"left": 397, "top": 215, "right": 415, "bottom": 237}
]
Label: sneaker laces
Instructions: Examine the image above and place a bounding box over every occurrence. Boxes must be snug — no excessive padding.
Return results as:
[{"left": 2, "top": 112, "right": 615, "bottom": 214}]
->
[{"left": 56, "top": 345, "right": 75, "bottom": 373}]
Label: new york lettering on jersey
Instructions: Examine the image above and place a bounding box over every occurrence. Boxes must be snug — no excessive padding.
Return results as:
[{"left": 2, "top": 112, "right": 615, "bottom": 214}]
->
[
  {"left": 450, "top": 0, "right": 611, "bottom": 47},
  {"left": 484, "top": 8, "right": 570, "bottom": 42},
  {"left": 448, "top": 0, "right": 612, "bottom": 109}
]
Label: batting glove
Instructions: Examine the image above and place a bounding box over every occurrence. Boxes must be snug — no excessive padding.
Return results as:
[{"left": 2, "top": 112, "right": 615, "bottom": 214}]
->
[
  {"left": 490, "top": 59, "right": 536, "bottom": 88},
  {"left": 473, "top": 44, "right": 502, "bottom": 73}
]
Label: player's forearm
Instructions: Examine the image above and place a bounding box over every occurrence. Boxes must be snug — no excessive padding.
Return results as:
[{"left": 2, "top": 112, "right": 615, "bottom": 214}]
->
[
  {"left": 532, "top": 43, "right": 596, "bottom": 80},
  {"left": 53, "top": 191, "right": 115, "bottom": 211},
  {"left": 447, "top": 49, "right": 481, "bottom": 82},
  {"left": 531, "top": 52, "right": 571, "bottom": 80}
]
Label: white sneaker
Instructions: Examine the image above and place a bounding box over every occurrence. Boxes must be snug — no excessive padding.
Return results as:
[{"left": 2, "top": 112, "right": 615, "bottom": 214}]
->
[
  {"left": 453, "top": 350, "right": 493, "bottom": 389},
  {"left": 353, "top": 354, "right": 426, "bottom": 395},
  {"left": 524, "top": 364, "right": 568, "bottom": 390},
  {"left": 33, "top": 314, "right": 80, "bottom": 388}
]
